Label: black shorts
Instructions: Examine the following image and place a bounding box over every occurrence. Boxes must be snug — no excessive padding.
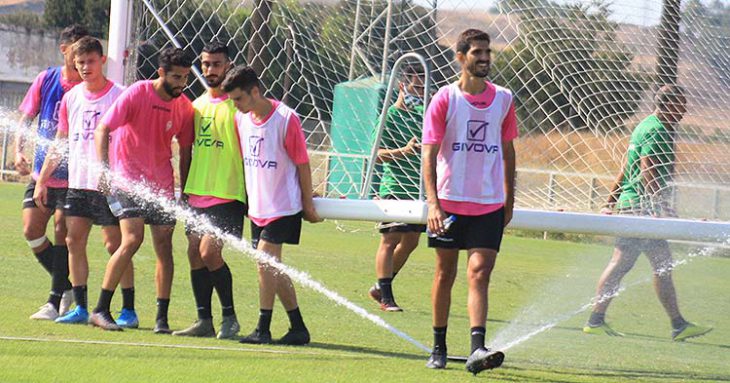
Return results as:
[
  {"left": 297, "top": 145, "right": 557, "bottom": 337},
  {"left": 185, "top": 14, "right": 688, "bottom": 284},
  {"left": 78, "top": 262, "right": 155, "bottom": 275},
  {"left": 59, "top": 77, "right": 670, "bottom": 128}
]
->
[
  {"left": 378, "top": 222, "right": 427, "bottom": 234},
  {"left": 185, "top": 201, "right": 247, "bottom": 238},
  {"left": 64, "top": 189, "right": 118, "bottom": 226},
  {"left": 23, "top": 181, "right": 67, "bottom": 210},
  {"left": 428, "top": 208, "right": 505, "bottom": 251},
  {"left": 251, "top": 212, "right": 303, "bottom": 249},
  {"left": 107, "top": 190, "right": 176, "bottom": 226},
  {"left": 615, "top": 237, "right": 669, "bottom": 253}
]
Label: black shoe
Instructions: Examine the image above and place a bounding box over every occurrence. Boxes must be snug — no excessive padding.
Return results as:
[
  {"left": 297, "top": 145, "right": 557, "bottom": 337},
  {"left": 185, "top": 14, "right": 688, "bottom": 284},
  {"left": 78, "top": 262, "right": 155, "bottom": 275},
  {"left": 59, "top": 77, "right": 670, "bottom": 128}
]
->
[
  {"left": 239, "top": 328, "right": 272, "bottom": 344},
  {"left": 275, "top": 328, "right": 310, "bottom": 346},
  {"left": 153, "top": 319, "right": 173, "bottom": 334},
  {"left": 465, "top": 347, "right": 504, "bottom": 375},
  {"left": 426, "top": 351, "right": 447, "bottom": 369}
]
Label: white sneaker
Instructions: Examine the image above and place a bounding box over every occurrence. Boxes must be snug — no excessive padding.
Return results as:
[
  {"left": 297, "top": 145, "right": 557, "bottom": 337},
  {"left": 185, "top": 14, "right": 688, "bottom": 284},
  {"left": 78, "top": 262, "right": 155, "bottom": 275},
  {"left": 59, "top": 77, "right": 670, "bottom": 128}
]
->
[
  {"left": 30, "top": 303, "right": 59, "bottom": 320},
  {"left": 59, "top": 290, "right": 73, "bottom": 316}
]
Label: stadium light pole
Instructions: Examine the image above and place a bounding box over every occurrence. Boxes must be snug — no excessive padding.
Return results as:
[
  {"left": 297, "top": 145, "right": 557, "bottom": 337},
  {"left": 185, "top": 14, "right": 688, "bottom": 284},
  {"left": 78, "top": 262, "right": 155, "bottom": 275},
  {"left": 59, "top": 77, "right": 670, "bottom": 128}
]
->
[{"left": 107, "top": 0, "right": 133, "bottom": 85}]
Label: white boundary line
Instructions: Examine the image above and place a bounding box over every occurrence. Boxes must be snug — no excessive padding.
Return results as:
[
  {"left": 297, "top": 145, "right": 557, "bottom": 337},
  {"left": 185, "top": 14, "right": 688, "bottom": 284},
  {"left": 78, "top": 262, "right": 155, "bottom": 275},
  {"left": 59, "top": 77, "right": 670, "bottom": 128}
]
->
[{"left": 0, "top": 335, "right": 381, "bottom": 359}]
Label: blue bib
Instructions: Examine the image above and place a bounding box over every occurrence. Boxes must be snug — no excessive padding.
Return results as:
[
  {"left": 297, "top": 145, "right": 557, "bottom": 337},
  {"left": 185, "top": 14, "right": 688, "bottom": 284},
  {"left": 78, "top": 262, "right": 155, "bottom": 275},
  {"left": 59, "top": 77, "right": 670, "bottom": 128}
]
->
[{"left": 34, "top": 66, "right": 68, "bottom": 180}]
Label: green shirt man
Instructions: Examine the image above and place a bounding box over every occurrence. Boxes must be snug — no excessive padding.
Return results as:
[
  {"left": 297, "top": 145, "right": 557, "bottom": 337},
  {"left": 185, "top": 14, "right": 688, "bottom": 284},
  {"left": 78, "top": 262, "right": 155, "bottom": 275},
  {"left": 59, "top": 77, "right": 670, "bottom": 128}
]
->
[{"left": 377, "top": 104, "right": 424, "bottom": 200}]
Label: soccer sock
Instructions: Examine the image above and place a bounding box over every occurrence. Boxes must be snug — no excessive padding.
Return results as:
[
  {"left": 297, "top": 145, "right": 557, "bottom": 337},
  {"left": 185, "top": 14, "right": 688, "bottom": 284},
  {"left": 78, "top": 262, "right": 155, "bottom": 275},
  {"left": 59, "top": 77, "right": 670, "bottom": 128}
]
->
[
  {"left": 210, "top": 263, "right": 235, "bottom": 317},
  {"left": 73, "top": 285, "right": 88, "bottom": 310},
  {"left": 257, "top": 309, "right": 273, "bottom": 333},
  {"left": 49, "top": 246, "right": 71, "bottom": 310},
  {"left": 121, "top": 287, "right": 135, "bottom": 311},
  {"left": 470, "top": 326, "right": 486, "bottom": 353},
  {"left": 156, "top": 298, "right": 170, "bottom": 322},
  {"left": 588, "top": 312, "right": 606, "bottom": 327},
  {"left": 378, "top": 278, "right": 394, "bottom": 302},
  {"left": 190, "top": 268, "right": 213, "bottom": 320},
  {"left": 94, "top": 289, "right": 114, "bottom": 314},
  {"left": 671, "top": 315, "right": 688, "bottom": 330},
  {"left": 286, "top": 307, "right": 306, "bottom": 331},
  {"left": 433, "top": 326, "right": 447, "bottom": 354},
  {"left": 34, "top": 245, "right": 54, "bottom": 275}
]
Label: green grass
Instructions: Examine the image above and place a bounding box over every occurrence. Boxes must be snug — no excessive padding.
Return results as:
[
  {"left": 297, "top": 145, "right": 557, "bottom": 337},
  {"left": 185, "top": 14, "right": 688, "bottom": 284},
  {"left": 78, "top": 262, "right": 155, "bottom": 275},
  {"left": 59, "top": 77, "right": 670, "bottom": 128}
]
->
[{"left": 0, "top": 181, "right": 728, "bottom": 382}]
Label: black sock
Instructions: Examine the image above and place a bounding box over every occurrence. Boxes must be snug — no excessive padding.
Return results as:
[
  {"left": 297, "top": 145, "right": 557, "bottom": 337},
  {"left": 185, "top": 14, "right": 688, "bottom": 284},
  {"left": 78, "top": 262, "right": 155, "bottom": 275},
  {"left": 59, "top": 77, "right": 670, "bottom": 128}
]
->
[
  {"left": 73, "top": 285, "right": 88, "bottom": 309},
  {"left": 391, "top": 271, "right": 399, "bottom": 281},
  {"left": 257, "top": 309, "right": 273, "bottom": 333},
  {"left": 156, "top": 298, "right": 170, "bottom": 322},
  {"left": 378, "top": 278, "right": 394, "bottom": 302},
  {"left": 190, "top": 268, "right": 213, "bottom": 320},
  {"left": 51, "top": 245, "right": 71, "bottom": 295},
  {"left": 433, "top": 326, "right": 447, "bottom": 354},
  {"left": 34, "top": 244, "right": 54, "bottom": 275},
  {"left": 210, "top": 263, "right": 235, "bottom": 317},
  {"left": 94, "top": 289, "right": 114, "bottom": 314},
  {"left": 47, "top": 291, "right": 62, "bottom": 310},
  {"left": 122, "top": 288, "right": 135, "bottom": 311},
  {"left": 286, "top": 307, "right": 306, "bottom": 331},
  {"left": 470, "top": 326, "right": 486, "bottom": 353},
  {"left": 671, "top": 316, "right": 687, "bottom": 330},
  {"left": 588, "top": 312, "right": 606, "bottom": 327}
]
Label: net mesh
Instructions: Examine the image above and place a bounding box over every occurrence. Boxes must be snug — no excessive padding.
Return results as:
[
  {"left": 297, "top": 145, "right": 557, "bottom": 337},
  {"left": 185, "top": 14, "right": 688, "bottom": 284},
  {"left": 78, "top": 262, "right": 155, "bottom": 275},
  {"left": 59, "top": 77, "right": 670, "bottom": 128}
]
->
[{"left": 126, "top": 0, "right": 730, "bottom": 220}]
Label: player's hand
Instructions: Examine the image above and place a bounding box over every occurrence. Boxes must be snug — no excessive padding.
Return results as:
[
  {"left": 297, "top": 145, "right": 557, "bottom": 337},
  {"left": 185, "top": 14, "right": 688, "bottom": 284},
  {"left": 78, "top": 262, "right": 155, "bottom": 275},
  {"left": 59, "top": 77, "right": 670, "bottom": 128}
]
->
[
  {"left": 504, "top": 202, "right": 514, "bottom": 227},
  {"left": 302, "top": 203, "right": 322, "bottom": 223},
  {"left": 14, "top": 152, "right": 30, "bottom": 176},
  {"left": 404, "top": 137, "right": 421, "bottom": 156},
  {"left": 427, "top": 201, "right": 447, "bottom": 235},
  {"left": 600, "top": 206, "right": 613, "bottom": 215},
  {"left": 32, "top": 182, "right": 49, "bottom": 213}
]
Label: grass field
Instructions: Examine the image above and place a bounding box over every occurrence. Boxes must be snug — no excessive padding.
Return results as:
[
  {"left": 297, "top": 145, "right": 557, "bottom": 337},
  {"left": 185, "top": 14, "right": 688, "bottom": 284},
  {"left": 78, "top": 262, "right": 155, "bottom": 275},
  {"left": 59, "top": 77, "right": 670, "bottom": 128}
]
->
[{"left": 0, "top": 181, "right": 728, "bottom": 382}]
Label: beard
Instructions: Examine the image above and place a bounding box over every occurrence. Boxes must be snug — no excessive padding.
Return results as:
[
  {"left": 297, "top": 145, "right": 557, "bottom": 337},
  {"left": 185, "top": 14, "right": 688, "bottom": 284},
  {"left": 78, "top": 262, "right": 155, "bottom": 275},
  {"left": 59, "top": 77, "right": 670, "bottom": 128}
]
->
[
  {"left": 163, "top": 80, "right": 184, "bottom": 98},
  {"left": 206, "top": 75, "right": 223, "bottom": 88},
  {"left": 468, "top": 61, "right": 490, "bottom": 78}
]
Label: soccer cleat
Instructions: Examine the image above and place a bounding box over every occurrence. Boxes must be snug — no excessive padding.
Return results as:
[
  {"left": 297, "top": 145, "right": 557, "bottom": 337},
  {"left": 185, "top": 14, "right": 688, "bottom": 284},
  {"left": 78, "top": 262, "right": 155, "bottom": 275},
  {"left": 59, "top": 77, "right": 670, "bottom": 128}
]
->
[
  {"left": 368, "top": 285, "right": 382, "bottom": 304},
  {"left": 583, "top": 322, "right": 624, "bottom": 337},
  {"left": 239, "top": 328, "right": 273, "bottom": 344},
  {"left": 380, "top": 300, "right": 404, "bottom": 312},
  {"left": 426, "top": 351, "right": 447, "bottom": 369},
  {"left": 30, "top": 303, "right": 59, "bottom": 321},
  {"left": 172, "top": 318, "right": 215, "bottom": 337},
  {"left": 89, "top": 311, "right": 122, "bottom": 331},
  {"left": 59, "top": 290, "right": 73, "bottom": 316},
  {"left": 153, "top": 319, "right": 173, "bottom": 334},
  {"left": 55, "top": 306, "right": 89, "bottom": 324},
  {"left": 672, "top": 322, "right": 713, "bottom": 342},
  {"left": 115, "top": 308, "right": 139, "bottom": 329},
  {"left": 275, "top": 328, "right": 310, "bottom": 346},
  {"left": 217, "top": 315, "right": 241, "bottom": 340},
  {"left": 465, "top": 347, "right": 505, "bottom": 375}
]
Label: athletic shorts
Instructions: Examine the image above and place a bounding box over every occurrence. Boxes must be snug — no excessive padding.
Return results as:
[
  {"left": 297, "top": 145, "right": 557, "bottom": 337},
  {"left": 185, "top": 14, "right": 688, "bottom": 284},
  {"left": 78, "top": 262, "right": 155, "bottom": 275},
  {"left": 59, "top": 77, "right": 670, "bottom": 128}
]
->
[
  {"left": 64, "top": 188, "right": 118, "bottom": 226},
  {"left": 428, "top": 207, "right": 505, "bottom": 251},
  {"left": 251, "top": 212, "right": 303, "bottom": 249},
  {"left": 377, "top": 195, "right": 426, "bottom": 234},
  {"left": 185, "top": 201, "right": 247, "bottom": 238},
  {"left": 614, "top": 208, "right": 669, "bottom": 253},
  {"left": 23, "top": 181, "right": 67, "bottom": 210},
  {"left": 107, "top": 190, "right": 176, "bottom": 226}
]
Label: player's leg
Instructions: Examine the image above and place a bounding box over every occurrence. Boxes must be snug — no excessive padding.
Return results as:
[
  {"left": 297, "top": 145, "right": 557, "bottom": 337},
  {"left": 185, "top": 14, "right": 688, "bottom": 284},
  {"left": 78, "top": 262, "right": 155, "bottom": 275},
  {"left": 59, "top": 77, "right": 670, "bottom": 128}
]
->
[
  {"left": 55, "top": 215, "right": 92, "bottom": 324},
  {"left": 427, "top": 247, "right": 459, "bottom": 369},
  {"left": 392, "top": 230, "right": 421, "bottom": 275},
  {"left": 173, "top": 230, "right": 216, "bottom": 337},
  {"left": 373, "top": 231, "right": 403, "bottom": 310},
  {"left": 200, "top": 233, "right": 239, "bottom": 339},
  {"left": 150, "top": 223, "right": 175, "bottom": 334},
  {"left": 240, "top": 232, "right": 279, "bottom": 345},
  {"left": 49, "top": 204, "right": 72, "bottom": 315},
  {"left": 103, "top": 224, "right": 138, "bottom": 329}
]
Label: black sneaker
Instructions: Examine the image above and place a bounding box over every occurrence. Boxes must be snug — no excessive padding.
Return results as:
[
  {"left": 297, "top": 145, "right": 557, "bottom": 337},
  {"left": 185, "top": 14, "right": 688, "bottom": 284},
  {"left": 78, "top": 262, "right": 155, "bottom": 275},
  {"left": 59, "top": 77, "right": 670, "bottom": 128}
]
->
[
  {"left": 153, "top": 319, "right": 173, "bottom": 334},
  {"left": 239, "top": 328, "right": 272, "bottom": 344},
  {"left": 465, "top": 347, "right": 504, "bottom": 375},
  {"left": 275, "top": 328, "right": 310, "bottom": 345},
  {"left": 426, "top": 351, "right": 447, "bottom": 369}
]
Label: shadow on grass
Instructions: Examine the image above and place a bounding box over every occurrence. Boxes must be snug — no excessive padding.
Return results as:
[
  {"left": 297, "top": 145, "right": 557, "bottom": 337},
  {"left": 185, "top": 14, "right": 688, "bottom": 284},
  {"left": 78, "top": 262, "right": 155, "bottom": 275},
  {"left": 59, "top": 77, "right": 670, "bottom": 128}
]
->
[
  {"left": 507, "top": 364, "right": 730, "bottom": 382},
  {"left": 306, "top": 341, "right": 426, "bottom": 361}
]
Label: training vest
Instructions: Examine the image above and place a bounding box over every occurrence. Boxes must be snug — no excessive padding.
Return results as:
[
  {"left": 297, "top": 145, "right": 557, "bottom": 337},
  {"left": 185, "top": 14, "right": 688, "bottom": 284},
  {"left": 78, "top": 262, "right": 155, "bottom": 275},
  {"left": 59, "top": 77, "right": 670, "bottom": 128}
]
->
[
  {"left": 34, "top": 66, "right": 68, "bottom": 181},
  {"left": 65, "top": 82, "right": 124, "bottom": 191},
  {"left": 236, "top": 102, "right": 302, "bottom": 219},
  {"left": 436, "top": 82, "right": 512, "bottom": 204},
  {"left": 184, "top": 94, "right": 246, "bottom": 203}
]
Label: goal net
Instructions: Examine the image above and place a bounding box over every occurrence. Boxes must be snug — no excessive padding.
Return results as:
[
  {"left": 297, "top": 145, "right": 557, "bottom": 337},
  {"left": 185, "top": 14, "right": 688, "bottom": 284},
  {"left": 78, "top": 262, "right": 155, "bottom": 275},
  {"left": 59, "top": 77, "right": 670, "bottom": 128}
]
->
[{"left": 121, "top": 0, "right": 730, "bottom": 221}]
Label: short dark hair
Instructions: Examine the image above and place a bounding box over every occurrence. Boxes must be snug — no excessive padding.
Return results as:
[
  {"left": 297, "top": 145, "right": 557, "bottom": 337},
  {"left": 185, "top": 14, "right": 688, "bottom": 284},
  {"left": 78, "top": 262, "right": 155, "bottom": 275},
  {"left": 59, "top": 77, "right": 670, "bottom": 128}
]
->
[
  {"left": 158, "top": 47, "right": 193, "bottom": 71},
  {"left": 456, "top": 29, "right": 490, "bottom": 55},
  {"left": 221, "top": 65, "right": 261, "bottom": 93},
  {"left": 73, "top": 36, "right": 104, "bottom": 57},
  {"left": 60, "top": 24, "right": 89, "bottom": 45},
  {"left": 655, "top": 84, "right": 686, "bottom": 111},
  {"left": 202, "top": 40, "right": 230, "bottom": 59}
]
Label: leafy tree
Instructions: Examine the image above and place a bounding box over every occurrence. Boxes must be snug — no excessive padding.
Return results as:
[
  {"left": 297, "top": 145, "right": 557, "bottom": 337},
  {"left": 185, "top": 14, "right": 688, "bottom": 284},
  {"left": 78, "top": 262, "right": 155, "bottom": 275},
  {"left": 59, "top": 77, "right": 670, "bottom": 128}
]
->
[
  {"left": 84, "top": 0, "right": 111, "bottom": 38},
  {"left": 43, "top": 0, "right": 85, "bottom": 30},
  {"left": 683, "top": 0, "right": 730, "bottom": 87}
]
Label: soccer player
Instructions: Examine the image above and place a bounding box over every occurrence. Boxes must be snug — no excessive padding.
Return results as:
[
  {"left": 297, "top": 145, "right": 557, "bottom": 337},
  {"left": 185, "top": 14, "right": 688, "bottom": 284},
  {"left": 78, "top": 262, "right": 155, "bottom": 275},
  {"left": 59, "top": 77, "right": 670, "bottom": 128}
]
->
[
  {"left": 222, "top": 66, "right": 322, "bottom": 346},
  {"left": 33, "top": 37, "right": 137, "bottom": 327},
  {"left": 422, "top": 29, "right": 517, "bottom": 374},
  {"left": 368, "top": 66, "right": 426, "bottom": 312},
  {"left": 172, "top": 41, "right": 245, "bottom": 339},
  {"left": 584, "top": 84, "right": 712, "bottom": 341},
  {"left": 15, "top": 24, "right": 89, "bottom": 320},
  {"left": 90, "top": 47, "right": 195, "bottom": 332}
]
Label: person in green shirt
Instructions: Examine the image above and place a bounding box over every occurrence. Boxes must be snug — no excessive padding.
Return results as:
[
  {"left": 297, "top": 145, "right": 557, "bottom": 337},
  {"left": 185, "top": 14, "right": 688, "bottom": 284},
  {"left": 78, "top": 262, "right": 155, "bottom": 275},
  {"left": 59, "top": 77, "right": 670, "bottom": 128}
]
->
[
  {"left": 584, "top": 84, "right": 712, "bottom": 341},
  {"left": 173, "top": 42, "right": 247, "bottom": 340},
  {"left": 368, "top": 66, "right": 426, "bottom": 312}
]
